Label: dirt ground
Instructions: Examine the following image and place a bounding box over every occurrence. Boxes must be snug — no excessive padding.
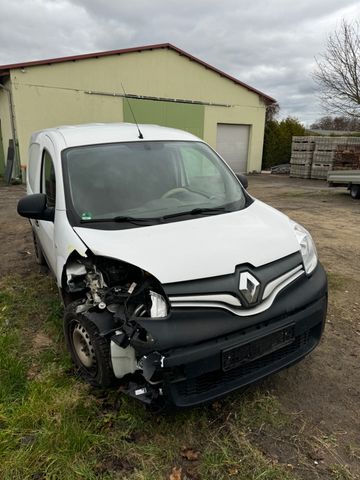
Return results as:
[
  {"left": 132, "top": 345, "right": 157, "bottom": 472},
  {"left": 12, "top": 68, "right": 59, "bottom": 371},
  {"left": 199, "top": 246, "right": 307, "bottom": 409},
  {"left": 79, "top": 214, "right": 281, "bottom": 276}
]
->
[
  {"left": 249, "top": 175, "right": 360, "bottom": 477},
  {"left": 0, "top": 183, "right": 35, "bottom": 277},
  {"left": 1, "top": 175, "right": 359, "bottom": 478}
]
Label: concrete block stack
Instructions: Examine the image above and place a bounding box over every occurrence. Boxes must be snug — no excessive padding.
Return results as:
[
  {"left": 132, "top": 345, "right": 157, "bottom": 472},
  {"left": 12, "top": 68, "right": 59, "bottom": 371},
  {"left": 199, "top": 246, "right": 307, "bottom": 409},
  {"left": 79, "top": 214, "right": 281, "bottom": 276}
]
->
[
  {"left": 290, "top": 136, "right": 360, "bottom": 179},
  {"left": 310, "top": 137, "right": 348, "bottom": 180},
  {"left": 290, "top": 136, "right": 316, "bottom": 179},
  {"left": 333, "top": 142, "right": 360, "bottom": 170}
]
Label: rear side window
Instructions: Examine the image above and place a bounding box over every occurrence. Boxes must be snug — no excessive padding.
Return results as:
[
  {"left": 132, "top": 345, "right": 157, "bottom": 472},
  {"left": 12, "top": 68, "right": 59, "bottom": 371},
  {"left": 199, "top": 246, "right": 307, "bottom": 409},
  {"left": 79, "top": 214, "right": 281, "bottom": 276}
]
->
[
  {"left": 41, "top": 150, "right": 56, "bottom": 207},
  {"left": 28, "top": 143, "right": 40, "bottom": 192}
]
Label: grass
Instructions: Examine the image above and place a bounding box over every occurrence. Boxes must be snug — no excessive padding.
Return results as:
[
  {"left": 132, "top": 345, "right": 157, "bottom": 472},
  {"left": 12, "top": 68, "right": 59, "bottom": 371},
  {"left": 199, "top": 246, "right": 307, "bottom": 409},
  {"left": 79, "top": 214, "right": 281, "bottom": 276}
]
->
[
  {"left": 329, "top": 465, "right": 355, "bottom": 480},
  {"left": 0, "top": 273, "right": 357, "bottom": 479}
]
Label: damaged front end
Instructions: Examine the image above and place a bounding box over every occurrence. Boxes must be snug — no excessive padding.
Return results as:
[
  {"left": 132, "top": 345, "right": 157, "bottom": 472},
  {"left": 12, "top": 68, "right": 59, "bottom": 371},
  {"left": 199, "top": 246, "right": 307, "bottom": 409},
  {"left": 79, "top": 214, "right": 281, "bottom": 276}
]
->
[
  {"left": 63, "top": 254, "right": 170, "bottom": 405},
  {"left": 62, "top": 252, "right": 328, "bottom": 408}
]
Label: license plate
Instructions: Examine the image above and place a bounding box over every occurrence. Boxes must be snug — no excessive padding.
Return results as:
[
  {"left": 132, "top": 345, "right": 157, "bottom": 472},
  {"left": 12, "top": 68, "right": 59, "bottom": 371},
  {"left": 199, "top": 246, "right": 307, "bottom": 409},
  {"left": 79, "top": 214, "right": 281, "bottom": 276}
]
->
[{"left": 222, "top": 325, "right": 295, "bottom": 372}]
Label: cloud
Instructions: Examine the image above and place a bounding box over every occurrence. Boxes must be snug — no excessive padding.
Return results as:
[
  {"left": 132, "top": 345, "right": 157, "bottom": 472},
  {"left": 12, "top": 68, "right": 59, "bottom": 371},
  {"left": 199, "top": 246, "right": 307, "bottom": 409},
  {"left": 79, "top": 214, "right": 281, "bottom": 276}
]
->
[{"left": 0, "top": 0, "right": 360, "bottom": 124}]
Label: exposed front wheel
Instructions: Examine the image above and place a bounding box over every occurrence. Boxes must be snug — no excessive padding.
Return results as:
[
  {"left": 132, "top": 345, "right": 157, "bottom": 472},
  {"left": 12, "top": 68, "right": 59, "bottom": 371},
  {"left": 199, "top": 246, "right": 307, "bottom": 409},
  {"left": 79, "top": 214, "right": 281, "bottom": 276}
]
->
[
  {"left": 350, "top": 184, "right": 360, "bottom": 199},
  {"left": 64, "top": 303, "right": 115, "bottom": 388}
]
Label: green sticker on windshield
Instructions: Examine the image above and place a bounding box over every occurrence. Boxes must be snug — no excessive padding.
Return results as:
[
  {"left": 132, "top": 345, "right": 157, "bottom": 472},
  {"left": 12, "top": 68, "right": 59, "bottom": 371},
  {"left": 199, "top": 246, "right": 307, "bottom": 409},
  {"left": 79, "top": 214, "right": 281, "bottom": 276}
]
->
[{"left": 81, "top": 212, "right": 93, "bottom": 220}]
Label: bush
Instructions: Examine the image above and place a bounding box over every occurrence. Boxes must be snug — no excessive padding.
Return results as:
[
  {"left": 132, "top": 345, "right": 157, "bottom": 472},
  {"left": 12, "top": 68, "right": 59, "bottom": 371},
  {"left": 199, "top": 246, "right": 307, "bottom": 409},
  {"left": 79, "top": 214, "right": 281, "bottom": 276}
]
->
[{"left": 262, "top": 117, "right": 306, "bottom": 169}]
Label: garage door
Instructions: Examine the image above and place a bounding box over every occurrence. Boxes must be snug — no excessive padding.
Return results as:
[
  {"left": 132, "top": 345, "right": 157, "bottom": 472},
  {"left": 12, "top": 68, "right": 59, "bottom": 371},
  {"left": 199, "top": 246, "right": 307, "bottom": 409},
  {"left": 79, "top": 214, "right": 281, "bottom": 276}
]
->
[{"left": 216, "top": 124, "right": 250, "bottom": 173}]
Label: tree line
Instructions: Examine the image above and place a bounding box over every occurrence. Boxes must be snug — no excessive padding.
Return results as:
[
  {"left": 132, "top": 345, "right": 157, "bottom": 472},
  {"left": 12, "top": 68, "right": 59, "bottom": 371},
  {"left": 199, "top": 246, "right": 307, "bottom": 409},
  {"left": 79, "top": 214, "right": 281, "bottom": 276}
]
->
[{"left": 310, "top": 115, "right": 360, "bottom": 131}]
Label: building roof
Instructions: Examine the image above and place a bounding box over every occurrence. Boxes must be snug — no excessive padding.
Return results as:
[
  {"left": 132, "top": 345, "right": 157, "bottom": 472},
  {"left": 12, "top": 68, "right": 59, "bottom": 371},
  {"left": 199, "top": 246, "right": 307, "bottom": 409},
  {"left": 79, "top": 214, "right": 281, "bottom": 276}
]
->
[{"left": 0, "top": 43, "right": 276, "bottom": 103}]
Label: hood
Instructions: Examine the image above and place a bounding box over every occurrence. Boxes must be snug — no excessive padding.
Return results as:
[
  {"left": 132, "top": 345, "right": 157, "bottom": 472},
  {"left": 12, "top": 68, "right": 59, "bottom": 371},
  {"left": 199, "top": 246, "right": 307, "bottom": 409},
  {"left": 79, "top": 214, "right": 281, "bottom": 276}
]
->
[{"left": 73, "top": 200, "right": 300, "bottom": 284}]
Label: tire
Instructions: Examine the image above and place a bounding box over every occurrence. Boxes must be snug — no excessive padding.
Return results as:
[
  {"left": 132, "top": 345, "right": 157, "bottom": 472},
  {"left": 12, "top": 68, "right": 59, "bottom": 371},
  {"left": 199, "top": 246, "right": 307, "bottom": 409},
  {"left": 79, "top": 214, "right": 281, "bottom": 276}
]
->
[
  {"left": 350, "top": 184, "right": 360, "bottom": 199},
  {"left": 32, "top": 230, "right": 47, "bottom": 266},
  {"left": 64, "top": 302, "right": 115, "bottom": 388}
]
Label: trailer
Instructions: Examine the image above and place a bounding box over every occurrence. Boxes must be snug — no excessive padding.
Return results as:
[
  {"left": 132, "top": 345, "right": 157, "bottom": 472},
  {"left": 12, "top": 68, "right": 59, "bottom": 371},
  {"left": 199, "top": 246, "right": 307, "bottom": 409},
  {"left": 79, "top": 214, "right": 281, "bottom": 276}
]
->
[{"left": 328, "top": 170, "right": 360, "bottom": 199}]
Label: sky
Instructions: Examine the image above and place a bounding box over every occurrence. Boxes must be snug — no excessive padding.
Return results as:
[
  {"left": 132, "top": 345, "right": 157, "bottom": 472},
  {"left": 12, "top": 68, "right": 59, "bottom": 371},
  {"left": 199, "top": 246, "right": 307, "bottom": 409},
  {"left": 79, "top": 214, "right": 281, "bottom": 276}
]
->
[{"left": 0, "top": 0, "right": 359, "bottom": 126}]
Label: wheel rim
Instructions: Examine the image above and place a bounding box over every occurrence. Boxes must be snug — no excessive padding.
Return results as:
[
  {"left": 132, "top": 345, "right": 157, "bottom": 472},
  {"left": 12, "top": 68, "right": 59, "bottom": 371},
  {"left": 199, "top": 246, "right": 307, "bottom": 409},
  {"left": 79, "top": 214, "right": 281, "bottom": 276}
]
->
[{"left": 72, "top": 323, "right": 96, "bottom": 369}]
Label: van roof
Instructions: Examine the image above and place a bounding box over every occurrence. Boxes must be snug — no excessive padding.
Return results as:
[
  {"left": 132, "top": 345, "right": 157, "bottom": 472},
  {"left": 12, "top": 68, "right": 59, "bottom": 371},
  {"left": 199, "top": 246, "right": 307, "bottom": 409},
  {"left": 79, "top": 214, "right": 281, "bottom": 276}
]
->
[{"left": 31, "top": 123, "right": 200, "bottom": 147}]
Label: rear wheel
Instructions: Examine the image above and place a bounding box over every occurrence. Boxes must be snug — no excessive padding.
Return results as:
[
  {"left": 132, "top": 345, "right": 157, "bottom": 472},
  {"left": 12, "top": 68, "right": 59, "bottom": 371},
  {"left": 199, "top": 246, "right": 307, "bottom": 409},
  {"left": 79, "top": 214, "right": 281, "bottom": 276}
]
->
[
  {"left": 64, "top": 303, "right": 115, "bottom": 388},
  {"left": 350, "top": 184, "right": 360, "bottom": 199}
]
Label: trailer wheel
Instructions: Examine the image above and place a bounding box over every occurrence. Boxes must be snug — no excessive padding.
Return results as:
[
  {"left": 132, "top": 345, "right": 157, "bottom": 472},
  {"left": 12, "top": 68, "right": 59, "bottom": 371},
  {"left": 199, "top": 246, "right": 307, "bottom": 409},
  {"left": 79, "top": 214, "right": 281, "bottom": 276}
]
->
[
  {"left": 350, "top": 185, "right": 360, "bottom": 199},
  {"left": 64, "top": 302, "right": 115, "bottom": 388}
]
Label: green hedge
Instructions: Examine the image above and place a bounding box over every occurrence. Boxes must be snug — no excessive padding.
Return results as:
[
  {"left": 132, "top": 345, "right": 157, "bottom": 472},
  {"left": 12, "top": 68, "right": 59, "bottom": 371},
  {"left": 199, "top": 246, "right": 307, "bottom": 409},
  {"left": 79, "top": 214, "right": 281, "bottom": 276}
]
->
[{"left": 262, "top": 117, "right": 306, "bottom": 169}]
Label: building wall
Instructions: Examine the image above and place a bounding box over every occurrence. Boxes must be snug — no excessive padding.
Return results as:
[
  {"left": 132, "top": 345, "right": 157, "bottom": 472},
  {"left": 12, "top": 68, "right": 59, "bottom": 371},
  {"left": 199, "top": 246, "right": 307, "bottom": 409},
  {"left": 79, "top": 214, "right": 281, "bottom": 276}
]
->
[
  {"left": 10, "top": 70, "right": 125, "bottom": 166},
  {"left": 123, "top": 98, "right": 205, "bottom": 138},
  {"left": 0, "top": 119, "right": 5, "bottom": 174},
  {"left": 8, "top": 48, "right": 267, "bottom": 171},
  {"left": 0, "top": 79, "right": 14, "bottom": 171}
]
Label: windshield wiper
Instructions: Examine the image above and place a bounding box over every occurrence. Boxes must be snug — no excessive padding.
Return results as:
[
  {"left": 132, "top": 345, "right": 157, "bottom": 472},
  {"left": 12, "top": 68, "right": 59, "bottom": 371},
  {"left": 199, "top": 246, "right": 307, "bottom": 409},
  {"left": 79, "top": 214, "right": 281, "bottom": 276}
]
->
[
  {"left": 163, "top": 207, "right": 228, "bottom": 219},
  {"left": 80, "top": 207, "right": 229, "bottom": 224},
  {"left": 80, "top": 215, "right": 159, "bottom": 225}
]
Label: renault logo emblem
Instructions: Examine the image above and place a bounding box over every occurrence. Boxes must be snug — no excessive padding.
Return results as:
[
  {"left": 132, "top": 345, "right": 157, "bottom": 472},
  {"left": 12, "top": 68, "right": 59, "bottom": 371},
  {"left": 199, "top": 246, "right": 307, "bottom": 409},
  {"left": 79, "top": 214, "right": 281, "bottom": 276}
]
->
[{"left": 239, "top": 272, "right": 260, "bottom": 304}]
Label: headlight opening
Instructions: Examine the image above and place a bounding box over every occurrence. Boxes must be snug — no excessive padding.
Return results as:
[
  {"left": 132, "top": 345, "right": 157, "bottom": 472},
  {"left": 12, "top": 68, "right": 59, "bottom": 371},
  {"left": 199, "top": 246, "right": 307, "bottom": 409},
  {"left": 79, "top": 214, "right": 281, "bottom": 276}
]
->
[{"left": 291, "top": 221, "right": 318, "bottom": 275}]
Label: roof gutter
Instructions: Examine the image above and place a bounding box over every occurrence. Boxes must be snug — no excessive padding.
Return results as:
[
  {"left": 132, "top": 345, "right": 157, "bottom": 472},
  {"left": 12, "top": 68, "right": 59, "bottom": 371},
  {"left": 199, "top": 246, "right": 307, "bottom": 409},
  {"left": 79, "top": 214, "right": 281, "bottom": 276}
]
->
[{"left": 0, "top": 81, "right": 20, "bottom": 178}]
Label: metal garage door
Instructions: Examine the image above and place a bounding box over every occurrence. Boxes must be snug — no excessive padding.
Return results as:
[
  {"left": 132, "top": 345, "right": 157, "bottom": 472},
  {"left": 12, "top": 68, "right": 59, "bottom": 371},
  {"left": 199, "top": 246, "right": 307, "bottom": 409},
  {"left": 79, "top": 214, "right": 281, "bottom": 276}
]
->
[{"left": 216, "top": 124, "right": 250, "bottom": 173}]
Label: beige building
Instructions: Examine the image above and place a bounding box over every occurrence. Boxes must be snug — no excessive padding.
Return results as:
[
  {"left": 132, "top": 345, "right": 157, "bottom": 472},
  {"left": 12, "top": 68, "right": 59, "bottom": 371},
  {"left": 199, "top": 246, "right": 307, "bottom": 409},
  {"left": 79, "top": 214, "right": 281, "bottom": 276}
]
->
[{"left": 0, "top": 43, "right": 275, "bottom": 177}]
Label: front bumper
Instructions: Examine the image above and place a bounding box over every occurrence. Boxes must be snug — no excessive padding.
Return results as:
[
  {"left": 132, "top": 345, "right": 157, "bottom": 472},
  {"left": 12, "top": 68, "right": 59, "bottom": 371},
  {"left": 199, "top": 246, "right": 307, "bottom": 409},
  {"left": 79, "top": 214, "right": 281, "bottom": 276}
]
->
[
  {"left": 139, "top": 263, "right": 327, "bottom": 407},
  {"left": 163, "top": 294, "right": 326, "bottom": 406}
]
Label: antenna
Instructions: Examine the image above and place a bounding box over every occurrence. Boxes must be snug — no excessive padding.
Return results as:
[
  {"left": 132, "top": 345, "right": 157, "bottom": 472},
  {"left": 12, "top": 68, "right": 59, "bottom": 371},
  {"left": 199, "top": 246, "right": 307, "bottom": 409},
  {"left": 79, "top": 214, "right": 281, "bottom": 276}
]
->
[{"left": 121, "top": 83, "right": 143, "bottom": 139}]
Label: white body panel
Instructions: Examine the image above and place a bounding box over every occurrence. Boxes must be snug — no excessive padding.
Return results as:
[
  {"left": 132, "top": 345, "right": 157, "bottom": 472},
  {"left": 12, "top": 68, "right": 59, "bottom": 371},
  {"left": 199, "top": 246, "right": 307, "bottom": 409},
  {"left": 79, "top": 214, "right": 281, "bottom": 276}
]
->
[
  {"left": 54, "top": 210, "right": 88, "bottom": 283},
  {"left": 74, "top": 200, "right": 299, "bottom": 284}
]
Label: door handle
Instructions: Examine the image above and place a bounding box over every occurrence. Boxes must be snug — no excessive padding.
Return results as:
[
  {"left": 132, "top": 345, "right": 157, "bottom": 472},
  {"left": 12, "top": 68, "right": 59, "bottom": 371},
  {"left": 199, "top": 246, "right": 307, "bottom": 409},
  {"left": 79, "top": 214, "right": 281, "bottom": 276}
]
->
[{"left": 35, "top": 220, "right": 39, "bottom": 227}]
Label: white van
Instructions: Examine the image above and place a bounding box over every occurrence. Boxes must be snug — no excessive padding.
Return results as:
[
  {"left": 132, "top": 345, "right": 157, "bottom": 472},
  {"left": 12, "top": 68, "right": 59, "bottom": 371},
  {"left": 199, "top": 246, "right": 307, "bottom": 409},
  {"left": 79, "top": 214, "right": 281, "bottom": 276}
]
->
[{"left": 18, "top": 123, "right": 327, "bottom": 407}]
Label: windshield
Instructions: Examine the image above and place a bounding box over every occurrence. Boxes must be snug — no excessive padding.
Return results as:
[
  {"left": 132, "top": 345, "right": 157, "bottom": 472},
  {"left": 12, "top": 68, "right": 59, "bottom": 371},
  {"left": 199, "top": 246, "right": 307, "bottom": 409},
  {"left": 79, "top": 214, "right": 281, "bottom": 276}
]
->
[{"left": 63, "top": 141, "right": 246, "bottom": 225}]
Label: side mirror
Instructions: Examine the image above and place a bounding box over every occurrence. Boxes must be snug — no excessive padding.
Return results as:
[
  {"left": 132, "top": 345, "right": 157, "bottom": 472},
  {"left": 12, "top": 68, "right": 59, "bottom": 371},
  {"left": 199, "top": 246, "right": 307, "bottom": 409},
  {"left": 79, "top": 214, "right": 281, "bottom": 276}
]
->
[
  {"left": 17, "top": 193, "right": 55, "bottom": 222},
  {"left": 236, "top": 173, "right": 248, "bottom": 190}
]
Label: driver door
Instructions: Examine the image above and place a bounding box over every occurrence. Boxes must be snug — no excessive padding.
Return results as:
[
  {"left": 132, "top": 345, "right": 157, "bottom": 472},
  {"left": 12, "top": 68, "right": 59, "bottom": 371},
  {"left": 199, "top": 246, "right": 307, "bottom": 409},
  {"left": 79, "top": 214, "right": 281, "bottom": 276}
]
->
[{"left": 34, "top": 139, "right": 57, "bottom": 272}]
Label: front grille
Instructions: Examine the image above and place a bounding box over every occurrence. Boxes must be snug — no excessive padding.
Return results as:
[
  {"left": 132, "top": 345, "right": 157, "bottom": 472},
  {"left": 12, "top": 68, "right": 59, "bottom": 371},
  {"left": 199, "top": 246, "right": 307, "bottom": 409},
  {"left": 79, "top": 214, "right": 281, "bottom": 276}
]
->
[
  {"left": 169, "top": 265, "right": 305, "bottom": 317},
  {"left": 174, "top": 328, "right": 315, "bottom": 399},
  {"left": 165, "top": 251, "right": 304, "bottom": 316}
]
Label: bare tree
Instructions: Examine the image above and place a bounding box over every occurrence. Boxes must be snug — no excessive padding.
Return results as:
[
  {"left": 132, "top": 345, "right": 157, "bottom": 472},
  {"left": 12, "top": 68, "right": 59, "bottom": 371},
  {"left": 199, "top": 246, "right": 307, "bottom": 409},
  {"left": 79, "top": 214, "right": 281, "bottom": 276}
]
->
[
  {"left": 314, "top": 20, "right": 360, "bottom": 117},
  {"left": 265, "top": 102, "right": 280, "bottom": 122}
]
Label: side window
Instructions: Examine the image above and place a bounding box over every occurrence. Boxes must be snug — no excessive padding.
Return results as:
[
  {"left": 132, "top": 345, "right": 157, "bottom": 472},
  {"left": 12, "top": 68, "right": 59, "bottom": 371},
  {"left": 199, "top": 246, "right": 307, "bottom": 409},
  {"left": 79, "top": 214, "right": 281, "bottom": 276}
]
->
[
  {"left": 182, "top": 148, "right": 218, "bottom": 178},
  {"left": 181, "top": 146, "right": 225, "bottom": 195},
  {"left": 41, "top": 150, "right": 56, "bottom": 207},
  {"left": 28, "top": 144, "right": 40, "bottom": 192}
]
